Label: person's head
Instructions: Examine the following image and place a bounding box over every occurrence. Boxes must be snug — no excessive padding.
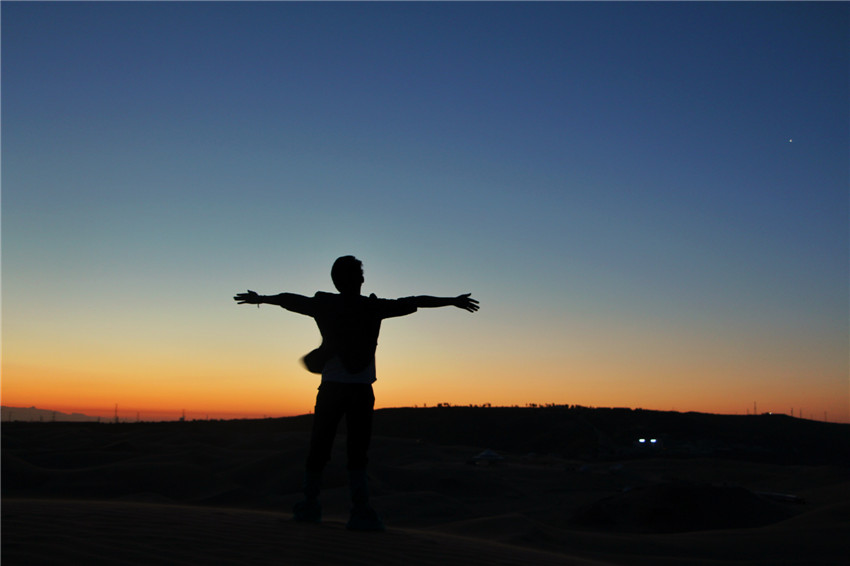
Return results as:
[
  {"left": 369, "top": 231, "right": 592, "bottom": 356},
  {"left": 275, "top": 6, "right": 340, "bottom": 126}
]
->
[{"left": 331, "top": 255, "right": 364, "bottom": 295}]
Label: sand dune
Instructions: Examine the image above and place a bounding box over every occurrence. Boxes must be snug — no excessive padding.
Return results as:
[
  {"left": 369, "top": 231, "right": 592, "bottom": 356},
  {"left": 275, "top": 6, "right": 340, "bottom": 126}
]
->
[
  {"left": 3, "top": 408, "right": 849, "bottom": 565},
  {"left": 3, "top": 499, "right": 598, "bottom": 566},
  {"left": 4, "top": 495, "right": 847, "bottom": 566}
]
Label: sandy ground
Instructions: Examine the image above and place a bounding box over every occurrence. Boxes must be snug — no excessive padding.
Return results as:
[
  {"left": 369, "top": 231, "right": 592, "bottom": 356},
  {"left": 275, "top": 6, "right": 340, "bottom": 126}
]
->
[
  {"left": 3, "top": 499, "right": 599, "bottom": 566},
  {"left": 5, "top": 493, "right": 848, "bottom": 566}
]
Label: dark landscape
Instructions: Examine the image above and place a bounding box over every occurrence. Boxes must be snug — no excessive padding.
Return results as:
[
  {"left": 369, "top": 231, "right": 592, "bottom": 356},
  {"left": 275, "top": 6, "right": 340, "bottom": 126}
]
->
[{"left": 3, "top": 406, "right": 849, "bottom": 565}]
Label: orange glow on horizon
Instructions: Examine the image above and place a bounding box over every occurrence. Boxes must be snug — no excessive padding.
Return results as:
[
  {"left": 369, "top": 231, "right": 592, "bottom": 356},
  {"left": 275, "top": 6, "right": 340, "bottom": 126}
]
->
[
  {"left": 4, "top": 309, "right": 847, "bottom": 423},
  {"left": 4, "top": 357, "right": 847, "bottom": 423}
]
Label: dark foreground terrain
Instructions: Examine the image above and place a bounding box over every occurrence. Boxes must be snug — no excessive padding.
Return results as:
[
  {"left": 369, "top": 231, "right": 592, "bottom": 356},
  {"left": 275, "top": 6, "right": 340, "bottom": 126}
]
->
[{"left": 4, "top": 407, "right": 849, "bottom": 565}]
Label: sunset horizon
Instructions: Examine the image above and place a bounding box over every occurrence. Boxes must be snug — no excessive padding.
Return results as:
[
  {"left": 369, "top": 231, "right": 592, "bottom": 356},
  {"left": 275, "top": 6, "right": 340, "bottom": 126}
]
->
[
  {"left": 3, "top": 392, "right": 845, "bottom": 425},
  {"left": 3, "top": 3, "right": 848, "bottom": 429}
]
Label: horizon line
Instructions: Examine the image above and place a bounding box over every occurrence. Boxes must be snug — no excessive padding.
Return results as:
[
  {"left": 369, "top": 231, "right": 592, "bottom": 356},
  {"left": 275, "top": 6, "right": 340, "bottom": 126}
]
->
[{"left": 1, "top": 403, "right": 842, "bottom": 424}]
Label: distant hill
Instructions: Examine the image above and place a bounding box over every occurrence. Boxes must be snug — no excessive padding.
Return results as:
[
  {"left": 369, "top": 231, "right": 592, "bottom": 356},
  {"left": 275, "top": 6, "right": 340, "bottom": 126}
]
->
[
  {"left": 1, "top": 406, "right": 100, "bottom": 423},
  {"left": 371, "top": 406, "right": 850, "bottom": 466},
  {"left": 4, "top": 406, "right": 846, "bottom": 465}
]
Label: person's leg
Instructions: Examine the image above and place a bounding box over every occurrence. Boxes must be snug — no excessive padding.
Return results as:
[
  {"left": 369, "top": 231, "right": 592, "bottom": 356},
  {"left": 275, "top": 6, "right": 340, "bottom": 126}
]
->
[
  {"left": 345, "top": 384, "right": 374, "bottom": 473},
  {"left": 344, "top": 384, "right": 383, "bottom": 531},
  {"left": 306, "top": 382, "right": 347, "bottom": 474},
  {"left": 295, "top": 383, "right": 345, "bottom": 522}
]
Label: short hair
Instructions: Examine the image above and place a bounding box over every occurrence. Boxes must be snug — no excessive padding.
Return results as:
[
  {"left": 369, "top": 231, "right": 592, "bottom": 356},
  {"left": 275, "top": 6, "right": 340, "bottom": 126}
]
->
[{"left": 331, "top": 256, "right": 363, "bottom": 293}]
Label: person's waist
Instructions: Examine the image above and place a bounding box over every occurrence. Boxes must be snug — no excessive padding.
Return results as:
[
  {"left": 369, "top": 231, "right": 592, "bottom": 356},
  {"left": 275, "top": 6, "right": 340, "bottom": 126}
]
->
[{"left": 321, "top": 355, "right": 376, "bottom": 383}]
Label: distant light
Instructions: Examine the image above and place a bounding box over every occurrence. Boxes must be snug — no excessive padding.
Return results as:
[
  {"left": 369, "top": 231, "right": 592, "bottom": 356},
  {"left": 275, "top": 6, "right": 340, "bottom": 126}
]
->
[
  {"left": 639, "top": 438, "right": 646, "bottom": 443},
  {"left": 650, "top": 438, "right": 657, "bottom": 444},
  {"left": 789, "top": 139, "right": 793, "bottom": 143}
]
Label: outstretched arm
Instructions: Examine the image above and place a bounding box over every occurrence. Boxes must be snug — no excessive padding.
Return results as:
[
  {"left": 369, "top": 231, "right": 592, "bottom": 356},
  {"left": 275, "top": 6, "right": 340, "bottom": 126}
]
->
[
  {"left": 411, "top": 293, "right": 479, "bottom": 313},
  {"left": 233, "top": 290, "right": 313, "bottom": 315}
]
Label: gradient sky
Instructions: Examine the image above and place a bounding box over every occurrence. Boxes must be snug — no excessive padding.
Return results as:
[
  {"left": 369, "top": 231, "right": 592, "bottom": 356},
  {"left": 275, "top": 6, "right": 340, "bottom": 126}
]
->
[{"left": 3, "top": 2, "right": 848, "bottom": 422}]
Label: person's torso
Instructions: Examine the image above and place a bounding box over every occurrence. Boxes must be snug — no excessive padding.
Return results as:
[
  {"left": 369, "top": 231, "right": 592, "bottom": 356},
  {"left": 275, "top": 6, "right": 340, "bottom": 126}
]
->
[{"left": 313, "top": 293, "right": 384, "bottom": 375}]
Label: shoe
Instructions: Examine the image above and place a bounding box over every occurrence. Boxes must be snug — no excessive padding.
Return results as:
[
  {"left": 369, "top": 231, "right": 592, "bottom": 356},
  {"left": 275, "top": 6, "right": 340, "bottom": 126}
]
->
[
  {"left": 346, "top": 504, "right": 385, "bottom": 531},
  {"left": 293, "top": 499, "right": 322, "bottom": 523}
]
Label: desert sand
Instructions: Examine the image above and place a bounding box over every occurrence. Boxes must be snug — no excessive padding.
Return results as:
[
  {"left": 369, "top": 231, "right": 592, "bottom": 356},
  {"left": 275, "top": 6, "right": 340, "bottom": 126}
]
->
[{"left": 3, "top": 407, "right": 849, "bottom": 565}]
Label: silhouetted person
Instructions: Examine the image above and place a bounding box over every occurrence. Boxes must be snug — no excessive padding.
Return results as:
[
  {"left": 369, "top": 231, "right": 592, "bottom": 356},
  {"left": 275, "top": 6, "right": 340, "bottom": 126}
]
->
[{"left": 234, "top": 256, "right": 479, "bottom": 530}]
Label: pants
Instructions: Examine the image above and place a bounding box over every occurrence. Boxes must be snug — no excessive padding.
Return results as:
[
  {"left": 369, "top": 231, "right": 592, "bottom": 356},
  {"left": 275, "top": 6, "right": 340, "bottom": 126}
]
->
[{"left": 305, "top": 382, "right": 375, "bottom": 473}]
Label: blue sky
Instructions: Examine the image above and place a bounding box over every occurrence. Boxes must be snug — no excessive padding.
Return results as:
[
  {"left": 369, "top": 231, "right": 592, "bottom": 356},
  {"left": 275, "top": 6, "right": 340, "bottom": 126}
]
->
[{"left": 2, "top": 2, "right": 848, "bottom": 420}]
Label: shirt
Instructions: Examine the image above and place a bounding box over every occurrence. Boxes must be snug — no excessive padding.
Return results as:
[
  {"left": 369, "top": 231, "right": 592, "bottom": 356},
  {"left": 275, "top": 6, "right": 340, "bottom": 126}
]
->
[{"left": 295, "top": 292, "right": 418, "bottom": 383}]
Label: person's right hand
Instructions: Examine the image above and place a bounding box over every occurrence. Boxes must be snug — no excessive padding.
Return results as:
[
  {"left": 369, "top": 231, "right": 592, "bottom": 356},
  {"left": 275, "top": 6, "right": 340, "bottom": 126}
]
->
[
  {"left": 234, "top": 290, "right": 260, "bottom": 305},
  {"left": 454, "top": 293, "right": 479, "bottom": 312}
]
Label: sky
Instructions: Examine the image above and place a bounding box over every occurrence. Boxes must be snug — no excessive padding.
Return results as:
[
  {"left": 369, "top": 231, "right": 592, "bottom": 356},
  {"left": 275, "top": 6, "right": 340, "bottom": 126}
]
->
[{"left": 2, "top": 2, "right": 848, "bottom": 422}]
